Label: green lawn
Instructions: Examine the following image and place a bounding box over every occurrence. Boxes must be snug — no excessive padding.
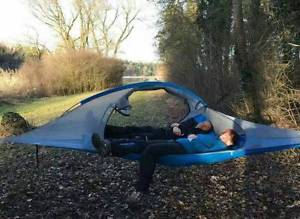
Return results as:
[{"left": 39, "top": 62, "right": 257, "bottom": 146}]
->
[
  {"left": 0, "top": 93, "right": 95, "bottom": 126},
  {"left": 108, "top": 90, "right": 171, "bottom": 127}
]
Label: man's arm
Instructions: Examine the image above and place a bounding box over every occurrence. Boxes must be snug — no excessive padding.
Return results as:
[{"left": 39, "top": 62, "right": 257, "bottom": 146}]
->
[{"left": 178, "top": 118, "right": 197, "bottom": 133}]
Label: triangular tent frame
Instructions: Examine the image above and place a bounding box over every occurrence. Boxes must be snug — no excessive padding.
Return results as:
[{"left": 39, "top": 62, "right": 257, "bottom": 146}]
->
[{"left": 1, "top": 81, "right": 299, "bottom": 166}]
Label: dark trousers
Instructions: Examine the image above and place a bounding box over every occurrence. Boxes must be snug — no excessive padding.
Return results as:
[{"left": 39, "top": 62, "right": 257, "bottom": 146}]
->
[
  {"left": 111, "top": 139, "right": 187, "bottom": 192},
  {"left": 105, "top": 125, "right": 174, "bottom": 140}
]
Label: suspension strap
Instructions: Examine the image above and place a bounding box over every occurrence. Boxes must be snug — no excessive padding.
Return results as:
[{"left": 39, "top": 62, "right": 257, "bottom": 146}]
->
[{"left": 35, "top": 145, "right": 39, "bottom": 168}]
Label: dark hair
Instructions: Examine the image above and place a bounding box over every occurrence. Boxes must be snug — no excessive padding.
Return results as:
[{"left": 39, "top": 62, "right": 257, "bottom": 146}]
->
[
  {"left": 227, "top": 129, "right": 239, "bottom": 145},
  {"left": 221, "top": 129, "right": 239, "bottom": 145}
]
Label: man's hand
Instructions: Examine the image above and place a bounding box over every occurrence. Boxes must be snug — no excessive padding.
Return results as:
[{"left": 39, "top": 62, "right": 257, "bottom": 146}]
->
[
  {"left": 173, "top": 127, "right": 183, "bottom": 136},
  {"left": 187, "top": 134, "right": 197, "bottom": 140},
  {"left": 170, "top": 123, "right": 180, "bottom": 128}
]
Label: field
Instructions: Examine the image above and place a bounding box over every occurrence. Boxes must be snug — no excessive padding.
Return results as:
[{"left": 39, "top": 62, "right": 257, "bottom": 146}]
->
[
  {"left": 0, "top": 93, "right": 96, "bottom": 126},
  {"left": 0, "top": 91, "right": 299, "bottom": 218}
]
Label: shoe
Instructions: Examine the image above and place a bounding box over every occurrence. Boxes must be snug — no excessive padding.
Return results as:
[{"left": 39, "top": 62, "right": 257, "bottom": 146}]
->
[{"left": 91, "top": 133, "right": 111, "bottom": 156}]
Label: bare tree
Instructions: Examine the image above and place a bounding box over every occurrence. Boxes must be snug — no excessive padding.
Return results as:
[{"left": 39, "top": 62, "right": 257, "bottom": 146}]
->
[
  {"left": 29, "top": 0, "right": 79, "bottom": 49},
  {"left": 25, "top": 26, "right": 50, "bottom": 58},
  {"left": 112, "top": 3, "right": 139, "bottom": 57},
  {"left": 73, "top": 0, "right": 100, "bottom": 49},
  {"left": 91, "top": 0, "right": 140, "bottom": 57},
  {"left": 29, "top": 0, "right": 139, "bottom": 57},
  {"left": 91, "top": 2, "right": 119, "bottom": 55}
]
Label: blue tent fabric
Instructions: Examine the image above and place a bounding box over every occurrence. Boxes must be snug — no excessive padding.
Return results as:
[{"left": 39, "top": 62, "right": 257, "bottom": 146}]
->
[{"left": 1, "top": 81, "right": 300, "bottom": 166}]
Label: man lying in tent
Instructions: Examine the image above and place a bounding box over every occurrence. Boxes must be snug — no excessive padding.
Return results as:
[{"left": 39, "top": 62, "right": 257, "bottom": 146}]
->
[
  {"left": 91, "top": 128, "right": 238, "bottom": 202},
  {"left": 105, "top": 114, "right": 213, "bottom": 140}
]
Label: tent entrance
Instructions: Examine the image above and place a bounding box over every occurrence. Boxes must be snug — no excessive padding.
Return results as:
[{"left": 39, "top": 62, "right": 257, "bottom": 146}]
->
[{"left": 105, "top": 89, "right": 190, "bottom": 135}]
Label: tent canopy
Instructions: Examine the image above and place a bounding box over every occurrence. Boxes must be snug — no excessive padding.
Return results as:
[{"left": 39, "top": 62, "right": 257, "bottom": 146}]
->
[{"left": 1, "top": 81, "right": 300, "bottom": 166}]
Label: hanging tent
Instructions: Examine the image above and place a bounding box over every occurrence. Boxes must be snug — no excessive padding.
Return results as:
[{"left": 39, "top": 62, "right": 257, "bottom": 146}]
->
[{"left": 1, "top": 81, "right": 299, "bottom": 166}]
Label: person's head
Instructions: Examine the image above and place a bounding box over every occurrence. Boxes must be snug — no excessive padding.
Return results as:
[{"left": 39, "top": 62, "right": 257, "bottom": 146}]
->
[{"left": 219, "top": 129, "right": 238, "bottom": 146}]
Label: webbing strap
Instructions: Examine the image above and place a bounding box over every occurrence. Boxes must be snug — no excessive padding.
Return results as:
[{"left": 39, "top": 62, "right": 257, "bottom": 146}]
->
[{"left": 35, "top": 145, "right": 39, "bottom": 168}]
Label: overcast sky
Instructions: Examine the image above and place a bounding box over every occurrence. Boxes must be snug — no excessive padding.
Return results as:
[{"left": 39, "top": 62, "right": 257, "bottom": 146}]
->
[{"left": 0, "top": 0, "right": 160, "bottom": 62}]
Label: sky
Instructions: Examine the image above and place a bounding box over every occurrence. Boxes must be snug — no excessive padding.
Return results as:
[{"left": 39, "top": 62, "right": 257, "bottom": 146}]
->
[{"left": 0, "top": 0, "right": 160, "bottom": 62}]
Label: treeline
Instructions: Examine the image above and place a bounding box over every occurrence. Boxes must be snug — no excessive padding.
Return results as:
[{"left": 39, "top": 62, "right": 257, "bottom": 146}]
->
[
  {"left": 124, "top": 62, "right": 157, "bottom": 76},
  {"left": 156, "top": 0, "right": 300, "bottom": 126}
]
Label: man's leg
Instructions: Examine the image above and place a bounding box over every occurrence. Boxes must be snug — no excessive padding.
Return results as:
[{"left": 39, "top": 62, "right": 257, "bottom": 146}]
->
[
  {"left": 105, "top": 125, "right": 172, "bottom": 140},
  {"left": 136, "top": 141, "right": 187, "bottom": 192},
  {"left": 147, "top": 128, "right": 174, "bottom": 140},
  {"left": 110, "top": 139, "right": 148, "bottom": 156},
  {"left": 105, "top": 125, "right": 155, "bottom": 138}
]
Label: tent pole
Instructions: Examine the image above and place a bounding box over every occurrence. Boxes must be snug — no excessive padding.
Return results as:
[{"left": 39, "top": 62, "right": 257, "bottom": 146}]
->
[{"left": 35, "top": 145, "right": 39, "bottom": 169}]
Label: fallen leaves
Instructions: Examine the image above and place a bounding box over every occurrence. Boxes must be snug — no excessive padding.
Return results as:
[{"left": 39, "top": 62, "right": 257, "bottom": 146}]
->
[{"left": 0, "top": 144, "right": 299, "bottom": 218}]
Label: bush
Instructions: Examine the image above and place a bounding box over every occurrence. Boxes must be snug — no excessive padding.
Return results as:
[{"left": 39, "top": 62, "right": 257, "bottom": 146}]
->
[
  {"left": 0, "top": 69, "right": 25, "bottom": 98},
  {"left": 0, "top": 44, "right": 24, "bottom": 70},
  {"left": 19, "top": 50, "right": 125, "bottom": 96},
  {"left": 0, "top": 112, "right": 32, "bottom": 136}
]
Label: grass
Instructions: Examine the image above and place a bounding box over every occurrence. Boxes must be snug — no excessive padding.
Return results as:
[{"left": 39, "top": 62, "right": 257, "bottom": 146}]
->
[
  {"left": 108, "top": 90, "right": 171, "bottom": 127},
  {"left": 0, "top": 92, "right": 96, "bottom": 126}
]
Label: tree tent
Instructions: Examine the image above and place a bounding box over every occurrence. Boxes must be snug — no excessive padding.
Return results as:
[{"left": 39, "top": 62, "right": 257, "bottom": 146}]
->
[{"left": 1, "top": 81, "right": 299, "bottom": 166}]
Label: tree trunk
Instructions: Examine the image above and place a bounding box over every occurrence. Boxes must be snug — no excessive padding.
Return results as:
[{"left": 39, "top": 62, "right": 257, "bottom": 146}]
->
[{"left": 232, "top": 0, "right": 263, "bottom": 121}]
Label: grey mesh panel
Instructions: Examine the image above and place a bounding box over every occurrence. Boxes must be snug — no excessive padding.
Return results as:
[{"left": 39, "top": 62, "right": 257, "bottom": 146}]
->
[
  {"left": 126, "top": 87, "right": 201, "bottom": 113},
  {"left": 163, "top": 87, "right": 203, "bottom": 110},
  {"left": 233, "top": 118, "right": 300, "bottom": 149},
  {"left": 182, "top": 108, "right": 245, "bottom": 136},
  {"left": 203, "top": 108, "right": 245, "bottom": 135},
  {"left": 203, "top": 108, "right": 300, "bottom": 150},
  {"left": 4, "top": 89, "right": 132, "bottom": 151}
]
